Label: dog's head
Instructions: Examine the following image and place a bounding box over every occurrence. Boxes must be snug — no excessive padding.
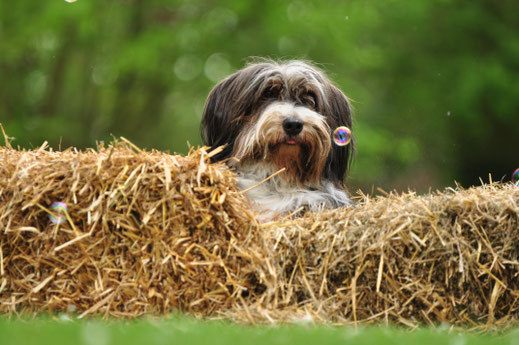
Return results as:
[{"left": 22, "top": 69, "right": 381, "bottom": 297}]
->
[{"left": 201, "top": 60, "right": 354, "bottom": 187}]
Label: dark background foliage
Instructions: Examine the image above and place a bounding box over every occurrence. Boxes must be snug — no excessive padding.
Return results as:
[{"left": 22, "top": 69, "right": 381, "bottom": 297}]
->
[{"left": 1, "top": 0, "right": 517, "bottom": 193}]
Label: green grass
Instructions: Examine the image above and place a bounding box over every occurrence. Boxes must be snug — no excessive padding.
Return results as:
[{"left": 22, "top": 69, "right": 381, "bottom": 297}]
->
[{"left": 0, "top": 315, "right": 518, "bottom": 345}]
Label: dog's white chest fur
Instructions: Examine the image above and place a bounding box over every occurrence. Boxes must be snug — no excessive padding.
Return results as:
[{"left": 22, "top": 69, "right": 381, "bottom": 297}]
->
[{"left": 236, "top": 163, "right": 351, "bottom": 219}]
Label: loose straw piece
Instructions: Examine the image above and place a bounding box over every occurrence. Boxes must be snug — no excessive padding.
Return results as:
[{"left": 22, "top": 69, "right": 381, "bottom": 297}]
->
[
  {"left": 239, "top": 168, "right": 286, "bottom": 194},
  {"left": 0, "top": 123, "right": 12, "bottom": 149},
  {"left": 54, "top": 233, "right": 91, "bottom": 252}
]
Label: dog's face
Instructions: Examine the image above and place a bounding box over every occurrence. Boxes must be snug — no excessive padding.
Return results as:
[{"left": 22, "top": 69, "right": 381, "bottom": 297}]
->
[{"left": 201, "top": 60, "right": 354, "bottom": 188}]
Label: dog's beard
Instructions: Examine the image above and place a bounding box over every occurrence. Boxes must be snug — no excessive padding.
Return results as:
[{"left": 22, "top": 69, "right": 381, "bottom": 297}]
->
[{"left": 231, "top": 102, "right": 331, "bottom": 186}]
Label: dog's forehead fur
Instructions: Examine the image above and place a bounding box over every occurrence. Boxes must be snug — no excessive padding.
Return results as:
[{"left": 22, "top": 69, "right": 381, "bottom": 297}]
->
[
  {"left": 247, "top": 60, "right": 327, "bottom": 85},
  {"left": 239, "top": 60, "right": 328, "bottom": 103}
]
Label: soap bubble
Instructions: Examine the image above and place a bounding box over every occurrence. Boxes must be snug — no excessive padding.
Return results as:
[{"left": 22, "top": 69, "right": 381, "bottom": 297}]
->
[
  {"left": 50, "top": 202, "right": 67, "bottom": 224},
  {"left": 513, "top": 168, "right": 519, "bottom": 186},
  {"left": 333, "top": 126, "right": 352, "bottom": 146}
]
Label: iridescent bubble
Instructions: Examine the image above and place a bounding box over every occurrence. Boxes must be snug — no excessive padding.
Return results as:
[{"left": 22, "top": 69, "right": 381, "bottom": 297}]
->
[
  {"left": 333, "top": 126, "right": 352, "bottom": 146},
  {"left": 50, "top": 202, "right": 67, "bottom": 224},
  {"left": 513, "top": 168, "right": 519, "bottom": 186}
]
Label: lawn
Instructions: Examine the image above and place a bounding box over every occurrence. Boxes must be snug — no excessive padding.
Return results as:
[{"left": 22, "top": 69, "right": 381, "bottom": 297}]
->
[{"left": 0, "top": 315, "right": 517, "bottom": 345}]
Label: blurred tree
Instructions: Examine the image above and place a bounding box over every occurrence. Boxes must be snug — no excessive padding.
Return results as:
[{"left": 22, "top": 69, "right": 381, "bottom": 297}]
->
[{"left": 0, "top": 0, "right": 517, "bottom": 192}]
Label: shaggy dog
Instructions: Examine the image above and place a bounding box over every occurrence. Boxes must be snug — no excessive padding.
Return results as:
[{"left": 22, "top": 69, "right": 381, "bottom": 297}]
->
[{"left": 201, "top": 60, "right": 354, "bottom": 219}]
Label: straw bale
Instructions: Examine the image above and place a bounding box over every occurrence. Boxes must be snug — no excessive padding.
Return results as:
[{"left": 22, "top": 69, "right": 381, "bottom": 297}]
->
[
  {"left": 231, "top": 184, "right": 519, "bottom": 328},
  {"left": 0, "top": 140, "right": 262, "bottom": 318},
  {"left": 1, "top": 136, "right": 519, "bottom": 328}
]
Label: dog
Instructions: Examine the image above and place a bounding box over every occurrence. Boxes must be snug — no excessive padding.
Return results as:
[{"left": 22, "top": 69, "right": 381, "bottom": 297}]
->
[{"left": 200, "top": 59, "right": 354, "bottom": 220}]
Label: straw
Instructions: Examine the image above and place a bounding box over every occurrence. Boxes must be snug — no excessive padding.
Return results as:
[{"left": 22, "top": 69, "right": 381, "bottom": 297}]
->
[{"left": 1, "top": 136, "right": 518, "bottom": 329}]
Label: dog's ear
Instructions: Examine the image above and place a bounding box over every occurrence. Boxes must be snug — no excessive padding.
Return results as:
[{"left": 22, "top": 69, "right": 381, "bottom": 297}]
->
[
  {"left": 322, "top": 84, "right": 355, "bottom": 184},
  {"left": 200, "top": 72, "right": 242, "bottom": 162},
  {"left": 201, "top": 64, "right": 269, "bottom": 162}
]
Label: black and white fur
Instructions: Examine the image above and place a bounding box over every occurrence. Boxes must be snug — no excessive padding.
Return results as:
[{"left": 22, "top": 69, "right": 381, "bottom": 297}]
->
[{"left": 201, "top": 60, "right": 354, "bottom": 220}]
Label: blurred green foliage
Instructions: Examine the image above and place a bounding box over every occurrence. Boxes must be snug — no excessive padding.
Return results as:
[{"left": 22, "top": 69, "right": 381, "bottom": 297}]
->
[{"left": 1, "top": 0, "right": 517, "bottom": 192}]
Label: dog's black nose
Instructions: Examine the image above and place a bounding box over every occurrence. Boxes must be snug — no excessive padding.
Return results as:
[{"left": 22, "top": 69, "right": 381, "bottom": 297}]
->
[{"left": 282, "top": 118, "right": 303, "bottom": 136}]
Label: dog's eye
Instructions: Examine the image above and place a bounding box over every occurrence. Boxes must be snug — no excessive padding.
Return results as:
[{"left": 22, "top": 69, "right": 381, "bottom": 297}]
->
[
  {"left": 262, "top": 87, "right": 279, "bottom": 99},
  {"left": 302, "top": 92, "right": 318, "bottom": 108}
]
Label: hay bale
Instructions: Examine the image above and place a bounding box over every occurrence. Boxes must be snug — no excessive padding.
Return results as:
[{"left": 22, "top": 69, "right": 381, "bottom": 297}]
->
[
  {"left": 1, "top": 136, "right": 518, "bottom": 328},
  {"left": 233, "top": 184, "right": 519, "bottom": 328},
  {"left": 0, "top": 140, "right": 262, "bottom": 317}
]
